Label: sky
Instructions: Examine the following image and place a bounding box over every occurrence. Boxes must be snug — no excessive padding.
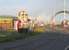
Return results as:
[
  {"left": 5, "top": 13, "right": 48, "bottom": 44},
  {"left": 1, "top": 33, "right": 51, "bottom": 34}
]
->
[{"left": 0, "top": 0, "right": 68, "bottom": 23}]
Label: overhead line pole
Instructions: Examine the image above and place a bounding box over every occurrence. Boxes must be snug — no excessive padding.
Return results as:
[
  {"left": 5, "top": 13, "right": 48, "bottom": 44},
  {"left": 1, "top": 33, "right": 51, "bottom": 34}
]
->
[{"left": 64, "top": 0, "right": 66, "bottom": 20}]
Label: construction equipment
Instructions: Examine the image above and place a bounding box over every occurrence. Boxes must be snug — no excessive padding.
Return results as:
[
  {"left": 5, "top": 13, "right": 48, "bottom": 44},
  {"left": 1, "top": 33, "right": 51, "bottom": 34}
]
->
[{"left": 14, "top": 10, "right": 32, "bottom": 33}]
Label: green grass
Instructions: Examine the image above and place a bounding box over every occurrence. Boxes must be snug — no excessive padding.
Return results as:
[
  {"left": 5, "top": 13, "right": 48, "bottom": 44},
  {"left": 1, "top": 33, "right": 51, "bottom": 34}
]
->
[{"left": 0, "top": 31, "right": 41, "bottom": 43}]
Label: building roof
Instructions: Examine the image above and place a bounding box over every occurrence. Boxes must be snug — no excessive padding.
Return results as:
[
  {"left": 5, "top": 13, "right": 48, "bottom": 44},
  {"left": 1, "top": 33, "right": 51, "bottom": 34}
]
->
[{"left": 0, "top": 16, "right": 18, "bottom": 20}]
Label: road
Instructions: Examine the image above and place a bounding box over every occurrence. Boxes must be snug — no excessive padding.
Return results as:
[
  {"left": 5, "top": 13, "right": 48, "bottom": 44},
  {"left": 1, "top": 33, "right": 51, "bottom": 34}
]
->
[{"left": 0, "top": 31, "right": 69, "bottom": 50}]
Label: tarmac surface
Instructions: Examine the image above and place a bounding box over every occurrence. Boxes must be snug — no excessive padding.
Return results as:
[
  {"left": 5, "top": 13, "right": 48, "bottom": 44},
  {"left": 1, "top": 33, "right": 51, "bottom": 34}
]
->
[{"left": 0, "top": 31, "right": 69, "bottom": 50}]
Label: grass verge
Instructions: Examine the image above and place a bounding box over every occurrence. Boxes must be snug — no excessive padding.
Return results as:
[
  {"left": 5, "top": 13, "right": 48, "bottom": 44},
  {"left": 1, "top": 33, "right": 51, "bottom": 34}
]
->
[{"left": 0, "top": 31, "right": 42, "bottom": 43}]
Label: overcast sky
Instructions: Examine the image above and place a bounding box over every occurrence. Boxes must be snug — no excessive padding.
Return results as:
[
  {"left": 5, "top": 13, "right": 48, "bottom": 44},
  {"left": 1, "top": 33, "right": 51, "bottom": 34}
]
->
[{"left": 0, "top": 0, "right": 67, "bottom": 23}]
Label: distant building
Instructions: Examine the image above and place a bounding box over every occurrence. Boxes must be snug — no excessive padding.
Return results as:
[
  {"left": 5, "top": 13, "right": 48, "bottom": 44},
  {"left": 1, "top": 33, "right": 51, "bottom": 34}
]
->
[{"left": 0, "top": 16, "right": 14, "bottom": 31}]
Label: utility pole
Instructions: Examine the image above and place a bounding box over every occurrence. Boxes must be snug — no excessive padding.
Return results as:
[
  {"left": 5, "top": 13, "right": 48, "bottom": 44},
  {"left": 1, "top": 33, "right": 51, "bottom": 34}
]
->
[{"left": 64, "top": 0, "right": 66, "bottom": 20}]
